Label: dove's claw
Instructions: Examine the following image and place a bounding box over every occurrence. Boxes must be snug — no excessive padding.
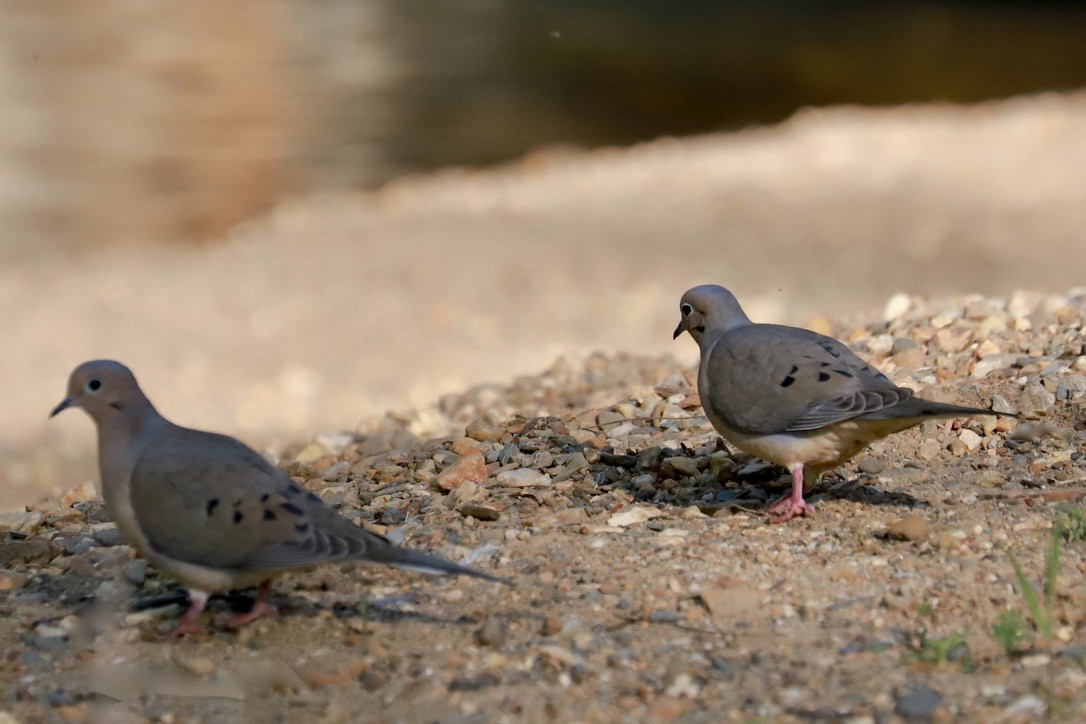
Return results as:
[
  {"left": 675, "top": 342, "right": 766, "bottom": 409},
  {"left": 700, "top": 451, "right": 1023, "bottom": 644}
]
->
[
  {"left": 215, "top": 581, "right": 278, "bottom": 629},
  {"left": 157, "top": 591, "right": 209, "bottom": 639}
]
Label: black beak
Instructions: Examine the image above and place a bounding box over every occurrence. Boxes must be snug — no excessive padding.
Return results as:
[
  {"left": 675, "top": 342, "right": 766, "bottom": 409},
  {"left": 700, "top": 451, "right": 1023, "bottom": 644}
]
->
[
  {"left": 673, "top": 321, "right": 685, "bottom": 340},
  {"left": 49, "top": 396, "right": 74, "bottom": 418}
]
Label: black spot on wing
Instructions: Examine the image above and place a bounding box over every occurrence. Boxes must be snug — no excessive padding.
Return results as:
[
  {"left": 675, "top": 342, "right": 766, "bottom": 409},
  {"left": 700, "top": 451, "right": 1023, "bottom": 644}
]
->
[
  {"left": 260, "top": 493, "right": 269, "bottom": 503},
  {"left": 834, "top": 369, "right": 854, "bottom": 378},
  {"left": 781, "top": 376, "right": 796, "bottom": 388},
  {"left": 306, "top": 492, "right": 321, "bottom": 504},
  {"left": 233, "top": 510, "right": 243, "bottom": 524},
  {"left": 281, "top": 502, "right": 304, "bottom": 517},
  {"left": 206, "top": 499, "right": 219, "bottom": 516},
  {"left": 263, "top": 509, "right": 276, "bottom": 521},
  {"left": 818, "top": 372, "right": 830, "bottom": 382},
  {"left": 295, "top": 522, "right": 310, "bottom": 534}
]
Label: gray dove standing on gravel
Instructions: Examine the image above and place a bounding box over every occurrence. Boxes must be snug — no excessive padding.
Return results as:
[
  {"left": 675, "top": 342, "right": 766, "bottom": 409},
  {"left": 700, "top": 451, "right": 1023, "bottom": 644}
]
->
[
  {"left": 673, "top": 285, "right": 1007, "bottom": 523},
  {"left": 51, "top": 360, "right": 506, "bottom": 637}
]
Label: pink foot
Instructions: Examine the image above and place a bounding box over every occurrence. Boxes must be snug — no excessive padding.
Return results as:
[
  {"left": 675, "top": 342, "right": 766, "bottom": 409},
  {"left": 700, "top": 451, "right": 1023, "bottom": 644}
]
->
[
  {"left": 769, "top": 498, "right": 814, "bottom": 524},
  {"left": 214, "top": 581, "right": 278, "bottom": 629},
  {"left": 157, "top": 591, "right": 209, "bottom": 639},
  {"left": 766, "top": 463, "right": 815, "bottom": 524}
]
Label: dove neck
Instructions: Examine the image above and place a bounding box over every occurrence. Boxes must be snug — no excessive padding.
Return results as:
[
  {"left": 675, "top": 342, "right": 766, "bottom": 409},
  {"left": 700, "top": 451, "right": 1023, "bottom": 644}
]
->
[
  {"left": 693, "top": 319, "right": 747, "bottom": 349},
  {"left": 94, "top": 396, "right": 168, "bottom": 452}
]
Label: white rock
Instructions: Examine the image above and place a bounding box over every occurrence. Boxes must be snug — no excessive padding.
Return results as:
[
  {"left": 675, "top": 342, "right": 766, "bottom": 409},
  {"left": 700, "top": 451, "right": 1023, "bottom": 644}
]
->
[
  {"left": 0, "top": 511, "right": 43, "bottom": 536},
  {"left": 883, "top": 293, "right": 912, "bottom": 321},
  {"left": 607, "top": 505, "right": 662, "bottom": 527},
  {"left": 958, "top": 429, "right": 982, "bottom": 451},
  {"left": 495, "top": 469, "right": 549, "bottom": 488}
]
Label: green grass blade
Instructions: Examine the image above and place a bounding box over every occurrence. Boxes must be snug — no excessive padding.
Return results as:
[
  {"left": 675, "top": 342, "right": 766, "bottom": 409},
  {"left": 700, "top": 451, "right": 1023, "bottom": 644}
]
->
[{"left": 1011, "top": 555, "right": 1052, "bottom": 641}]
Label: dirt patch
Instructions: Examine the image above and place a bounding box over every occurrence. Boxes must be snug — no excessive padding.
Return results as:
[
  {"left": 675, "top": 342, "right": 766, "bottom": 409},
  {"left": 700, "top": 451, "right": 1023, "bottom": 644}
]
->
[{"left": 1, "top": 289, "right": 1084, "bottom": 720}]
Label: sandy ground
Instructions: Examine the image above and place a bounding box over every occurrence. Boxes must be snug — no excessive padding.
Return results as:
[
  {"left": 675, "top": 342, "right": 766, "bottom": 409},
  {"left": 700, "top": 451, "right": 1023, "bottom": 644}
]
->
[
  {"left": 3, "top": 90, "right": 1086, "bottom": 508},
  {"left": 0, "top": 287, "right": 1083, "bottom": 722}
]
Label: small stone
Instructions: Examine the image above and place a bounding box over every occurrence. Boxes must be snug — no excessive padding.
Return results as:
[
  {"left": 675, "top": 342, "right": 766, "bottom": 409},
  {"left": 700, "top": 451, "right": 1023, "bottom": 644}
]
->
[
  {"left": 916, "top": 439, "right": 941, "bottom": 461},
  {"left": 474, "top": 615, "right": 508, "bottom": 647},
  {"left": 596, "top": 410, "right": 625, "bottom": 431},
  {"left": 554, "top": 507, "right": 589, "bottom": 525},
  {"left": 450, "top": 437, "right": 481, "bottom": 455},
  {"left": 435, "top": 450, "right": 488, "bottom": 492},
  {"left": 0, "top": 511, "right": 43, "bottom": 536},
  {"left": 886, "top": 515, "right": 930, "bottom": 541},
  {"left": 664, "top": 456, "right": 699, "bottom": 476},
  {"left": 495, "top": 469, "right": 548, "bottom": 488},
  {"left": 1004, "top": 695, "right": 1046, "bottom": 718},
  {"left": 124, "top": 560, "right": 148, "bottom": 587},
  {"left": 0, "top": 572, "right": 28, "bottom": 591},
  {"left": 883, "top": 293, "right": 912, "bottom": 321},
  {"left": 91, "top": 527, "right": 124, "bottom": 547},
  {"left": 1018, "top": 383, "right": 1054, "bottom": 417},
  {"left": 1056, "top": 375, "right": 1086, "bottom": 401},
  {"left": 0, "top": 538, "right": 59, "bottom": 566},
  {"left": 59, "top": 481, "right": 97, "bottom": 508},
  {"left": 541, "top": 615, "right": 563, "bottom": 636},
  {"left": 459, "top": 504, "right": 500, "bottom": 522},
  {"left": 895, "top": 685, "right": 943, "bottom": 721},
  {"left": 465, "top": 420, "right": 504, "bottom": 443},
  {"left": 857, "top": 458, "right": 886, "bottom": 475},
  {"left": 293, "top": 442, "right": 329, "bottom": 464},
  {"left": 957, "top": 429, "right": 982, "bottom": 451},
  {"left": 607, "top": 505, "right": 662, "bottom": 527},
  {"left": 446, "top": 480, "right": 484, "bottom": 509}
]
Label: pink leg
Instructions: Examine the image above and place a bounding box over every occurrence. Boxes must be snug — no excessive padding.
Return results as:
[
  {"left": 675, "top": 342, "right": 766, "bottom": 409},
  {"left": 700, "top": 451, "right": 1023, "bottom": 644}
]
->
[
  {"left": 215, "top": 580, "right": 278, "bottom": 629},
  {"left": 767, "top": 464, "right": 814, "bottom": 524},
  {"left": 158, "top": 590, "right": 209, "bottom": 639}
]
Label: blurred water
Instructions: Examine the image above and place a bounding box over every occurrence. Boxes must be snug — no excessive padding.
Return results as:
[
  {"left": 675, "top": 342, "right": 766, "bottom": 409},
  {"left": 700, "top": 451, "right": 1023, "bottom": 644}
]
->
[{"left": 1, "top": 0, "right": 1085, "bottom": 256}]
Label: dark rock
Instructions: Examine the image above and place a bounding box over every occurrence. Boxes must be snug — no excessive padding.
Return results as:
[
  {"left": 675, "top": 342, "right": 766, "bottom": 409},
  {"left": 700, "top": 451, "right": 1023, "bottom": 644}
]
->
[{"left": 895, "top": 685, "right": 943, "bottom": 721}]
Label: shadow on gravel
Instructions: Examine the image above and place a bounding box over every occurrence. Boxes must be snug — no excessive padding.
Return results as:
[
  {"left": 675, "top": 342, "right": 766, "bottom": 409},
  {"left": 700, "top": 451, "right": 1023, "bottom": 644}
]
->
[{"left": 814, "top": 478, "right": 923, "bottom": 509}]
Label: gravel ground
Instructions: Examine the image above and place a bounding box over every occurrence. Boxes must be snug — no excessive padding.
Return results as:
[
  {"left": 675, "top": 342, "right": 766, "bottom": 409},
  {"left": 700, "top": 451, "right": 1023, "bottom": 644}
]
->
[
  {"left": 1, "top": 288, "right": 1084, "bottom": 722},
  {"left": 5, "top": 90, "right": 1086, "bottom": 508}
]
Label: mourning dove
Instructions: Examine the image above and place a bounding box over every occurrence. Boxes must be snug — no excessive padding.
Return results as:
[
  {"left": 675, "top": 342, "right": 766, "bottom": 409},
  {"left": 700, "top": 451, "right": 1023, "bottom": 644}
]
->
[
  {"left": 51, "top": 360, "right": 506, "bottom": 636},
  {"left": 673, "top": 285, "right": 1008, "bottom": 523}
]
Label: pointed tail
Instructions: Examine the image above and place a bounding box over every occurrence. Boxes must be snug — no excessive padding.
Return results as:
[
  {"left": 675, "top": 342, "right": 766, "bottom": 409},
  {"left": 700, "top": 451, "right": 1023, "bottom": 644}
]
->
[
  {"left": 373, "top": 544, "right": 512, "bottom": 586},
  {"left": 883, "top": 398, "right": 1017, "bottom": 420}
]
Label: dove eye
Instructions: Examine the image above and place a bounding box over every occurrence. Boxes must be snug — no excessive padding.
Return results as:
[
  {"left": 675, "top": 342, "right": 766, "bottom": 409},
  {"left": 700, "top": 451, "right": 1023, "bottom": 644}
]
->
[
  {"left": 680, "top": 303, "right": 693, "bottom": 317},
  {"left": 85, "top": 378, "right": 102, "bottom": 393}
]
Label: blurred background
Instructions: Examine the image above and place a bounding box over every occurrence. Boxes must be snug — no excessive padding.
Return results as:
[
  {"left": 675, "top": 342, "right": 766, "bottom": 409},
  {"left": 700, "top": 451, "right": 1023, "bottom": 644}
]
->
[{"left": 2, "top": 0, "right": 1085, "bottom": 504}]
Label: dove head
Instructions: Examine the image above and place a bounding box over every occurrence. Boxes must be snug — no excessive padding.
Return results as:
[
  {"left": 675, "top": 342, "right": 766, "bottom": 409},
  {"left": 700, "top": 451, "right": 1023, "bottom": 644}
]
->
[
  {"left": 50, "top": 360, "right": 157, "bottom": 424},
  {"left": 673, "top": 284, "right": 751, "bottom": 345}
]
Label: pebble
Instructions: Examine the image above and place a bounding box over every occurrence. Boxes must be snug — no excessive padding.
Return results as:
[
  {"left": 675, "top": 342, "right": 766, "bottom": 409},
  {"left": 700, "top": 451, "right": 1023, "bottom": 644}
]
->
[
  {"left": 90, "top": 527, "right": 124, "bottom": 547},
  {"left": 886, "top": 515, "right": 930, "bottom": 541},
  {"left": 465, "top": 420, "right": 504, "bottom": 442},
  {"left": 607, "top": 505, "right": 662, "bottom": 527},
  {"left": 459, "top": 504, "right": 501, "bottom": 521},
  {"left": 957, "top": 429, "right": 982, "bottom": 451},
  {"left": 857, "top": 458, "right": 885, "bottom": 475},
  {"left": 124, "top": 560, "right": 148, "bottom": 587},
  {"left": 495, "top": 468, "right": 549, "bottom": 487},
  {"left": 0, "top": 573, "right": 28, "bottom": 591},
  {"left": 59, "top": 481, "right": 97, "bottom": 508},
  {"left": 0, "top": 511, "right": 43, "bottom": 536},
  {"left": 435, "top": 449, "right": 488, "bottom": 491},
  {"left": 894, "top": 685, "right": 943, "bottom": 721},
  {"left": 474, "top": 615, "right": 508, "bottom": 647},
  {"left": 664, "top": 456, "right": 699, "bottom": 477},
  {"left": 916, "top": 439, "right": 942, "bottom": 461}
]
